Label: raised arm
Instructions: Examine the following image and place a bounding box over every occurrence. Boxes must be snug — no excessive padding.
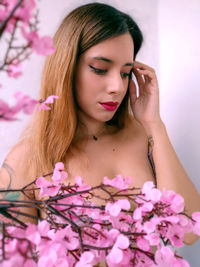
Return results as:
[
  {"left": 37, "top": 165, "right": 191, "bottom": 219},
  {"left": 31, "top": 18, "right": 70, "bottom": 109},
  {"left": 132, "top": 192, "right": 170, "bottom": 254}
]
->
[{"left": 129, "top": 61, "right": 200, "bottom": 244}]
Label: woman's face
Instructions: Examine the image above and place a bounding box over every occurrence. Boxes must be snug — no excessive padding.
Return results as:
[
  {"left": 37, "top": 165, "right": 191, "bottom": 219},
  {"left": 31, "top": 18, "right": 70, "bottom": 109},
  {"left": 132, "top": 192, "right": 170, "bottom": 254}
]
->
[{"left": 75, "top": 32, "right": 134, "bottom": 123}]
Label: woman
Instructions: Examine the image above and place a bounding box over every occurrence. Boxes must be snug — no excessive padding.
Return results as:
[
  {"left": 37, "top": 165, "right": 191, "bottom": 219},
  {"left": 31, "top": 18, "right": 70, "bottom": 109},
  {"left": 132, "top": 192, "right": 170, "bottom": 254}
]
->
[{"left": 0, "top": 2, "right": 199, "bottom": 244}]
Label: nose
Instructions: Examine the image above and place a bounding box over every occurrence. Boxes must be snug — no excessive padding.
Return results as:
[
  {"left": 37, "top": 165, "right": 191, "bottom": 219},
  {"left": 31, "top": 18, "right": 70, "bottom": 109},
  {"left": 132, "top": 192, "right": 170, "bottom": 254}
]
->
[{"left": 106, "top": 71, "right": 125, "bottom": 95}]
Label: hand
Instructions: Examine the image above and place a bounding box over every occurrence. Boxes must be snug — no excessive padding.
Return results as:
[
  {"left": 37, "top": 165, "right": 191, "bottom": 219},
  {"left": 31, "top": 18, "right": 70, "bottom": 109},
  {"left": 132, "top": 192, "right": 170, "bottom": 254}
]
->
[{"left": 129, "top": 61, "right": 162, "bottom": 131}]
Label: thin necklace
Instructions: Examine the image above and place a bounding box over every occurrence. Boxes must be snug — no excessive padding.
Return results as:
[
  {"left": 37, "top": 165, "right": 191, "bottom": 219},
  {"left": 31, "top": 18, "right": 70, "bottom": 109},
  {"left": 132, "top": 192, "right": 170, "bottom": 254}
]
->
[
  {"left": 93, "top": 135, "right": 98, "bottom": 141},
  {"left": 90, "top": 127, "right": 108, "bottom": 141}
]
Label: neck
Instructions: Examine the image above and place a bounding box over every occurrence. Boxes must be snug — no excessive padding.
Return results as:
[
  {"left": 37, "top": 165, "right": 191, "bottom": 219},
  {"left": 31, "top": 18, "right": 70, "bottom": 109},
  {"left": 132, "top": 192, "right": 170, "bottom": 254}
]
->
[
  {"left": 74, "top": 111, "right": 118, "bottom": 142},
  {"left": 76, "top": 122, "right": 109, "bottom": 141}
]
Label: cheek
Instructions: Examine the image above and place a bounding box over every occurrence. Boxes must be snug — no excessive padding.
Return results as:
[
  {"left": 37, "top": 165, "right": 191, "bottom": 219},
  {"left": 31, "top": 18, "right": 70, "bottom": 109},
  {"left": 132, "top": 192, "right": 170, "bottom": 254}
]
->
[{"left": 75, "top": 72, "right": 98, "bottom": 107}]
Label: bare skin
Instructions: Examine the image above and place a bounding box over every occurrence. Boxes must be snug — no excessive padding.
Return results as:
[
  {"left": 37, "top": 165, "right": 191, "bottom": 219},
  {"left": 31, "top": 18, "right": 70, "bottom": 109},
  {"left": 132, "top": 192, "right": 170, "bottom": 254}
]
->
[{"left": 66, "top": 118, "right": 155, "bottom": 205}]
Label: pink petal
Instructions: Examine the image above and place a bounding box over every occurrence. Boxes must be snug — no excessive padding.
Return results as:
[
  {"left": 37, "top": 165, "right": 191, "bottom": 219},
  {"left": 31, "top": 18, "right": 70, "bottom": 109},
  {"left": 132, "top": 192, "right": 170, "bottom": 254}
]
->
[
  {"left": 143, "top": 221, "right": 156, "bottom": 234},
  {"left": 81, "top": 251, "right": 94, "bottom": 263},
  {"left": 38, "top": 220, "right": 50, "bottom": 236},
  {"left": 192, "top": 211, "right": 200, "bottom": 222},
  {"left": 26, "top": 224, "right": 41, "bottom": 245},
  {"left": 55, "top": 162, "right": 65, "bottom": 170},
  {"left": 136, "top": 236, "right": 150, "bottom": 251},
  {"left": 107, "top": 246, "right": 123, "bottom": 264},
  {"left": 117, "top": 199, "right": 130, "bottom": 211},
  {"left": 115, "top": 234, "right": 129, "bottom": 249}
]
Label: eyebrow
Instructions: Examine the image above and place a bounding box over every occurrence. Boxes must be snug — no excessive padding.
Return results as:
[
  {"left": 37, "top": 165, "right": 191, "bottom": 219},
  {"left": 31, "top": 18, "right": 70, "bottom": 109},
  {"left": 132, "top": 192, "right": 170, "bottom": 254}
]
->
[{"left": 91, "top": 56, "right": 134, "bottom": 67}]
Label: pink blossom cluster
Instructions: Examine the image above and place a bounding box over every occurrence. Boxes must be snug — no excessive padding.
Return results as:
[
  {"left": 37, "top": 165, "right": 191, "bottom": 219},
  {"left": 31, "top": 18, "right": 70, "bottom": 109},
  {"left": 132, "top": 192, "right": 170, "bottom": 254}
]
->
[
  {"left": 0, "top": 92, "right": 59, "bottom": 121},
  {"left": 0, "top": 0, "right": 36, "bottom": 27},
  {"left": 0, "top": 0, "right": 55, "bottom": 79},
  {"left": 0, "top": 164, "right": 200, "bottom": 266}
]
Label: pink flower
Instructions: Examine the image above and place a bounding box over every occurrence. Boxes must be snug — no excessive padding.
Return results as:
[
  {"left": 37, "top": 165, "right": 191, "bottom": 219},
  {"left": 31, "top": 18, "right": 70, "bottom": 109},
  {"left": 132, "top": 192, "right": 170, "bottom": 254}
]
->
[
  {"left": 1, "top": 254, "right": 24, "bottom": 267},
  {"left": 133, "top": 207, "right": 142, "bottom": 220},
  {"left": 166, "top": 224, "right": 184, "bottom": 247},
  {"left": 193, "top": 221, "right": 200, "bottom": 235},
  {"left": 24, "top": 259, "right": 37, "bottom": 267},
  {"left": 115, "top": 234, "right": 129, "bottom": 249},
  {"left": 4, "top": 0, "right": 36, "bottom": 23},
  {"left": 107, "top": 246, "right": 123, "bottom": 264},
  {"left": 133, "top": 202, "right": 153, "bottom": 221},
  {"left": 21, "top": 27, "right": 55, "bottom": 56},
  {"left": 14, "top": 0, "right": 36, "bottom": 22},
  {"left": 38, "top": 95, "right": 59, "bottom": 111},
  {"left": 155, "top": 246, "right": 175, "bottom": 266},
  {"left": 38, "top": 220, "right": 50, "bottom": 236},
  {"left": 161, "top": 189, "right": 185, "bottom": 213},
  {"left": 7, "top": 63, "right": 23, "bottom": 78},
  {"left": 75, "top": 176, "right": 91, "bottom": 191},
  {"left": 0, "top": 93, "right": 38, "bottom": 121},
  {"left": 36, "top": 176, "right": 60, "bottom": 197},
  {"left": 105, "top": 199, "right": 130, "bottom": 217},
  {"left": 55, "top": 258, "right": 69, "bottom": 267},
  {"left": 13, "top": 91, "right": 39, "bottom": 114},
  {"left": 192, "top": 211, "right": 200, "bottom": 222},
  {"left": 32, "top": 35, "right": 55, "bottom": 56},
  {"left": 142, "top": 181, "right": 161, "bottom": 202},
  {"left": 38, "top": 254, "right": 56, "bottom": 267},
  {"left": 0, "top": 6, "right": 8, "bottom": 21},
  {"left": 136, "top": 236, "right": 150, "bottom": 252},
  {"left": 0, "top": 99, "right": 13, "bottom": 121},
  {"left": 25, "top": 224, "right": 41, "bottom": 245},
  {"left": 51, "top": 162, "right": 68, "bottom": 185},
  {"left": 75, "top": 251, "right": 94, "bottom": 267},
  {"left": 170, "top": 194, "right": 185, "bottom": 213},
  {"left": 103, "top": 174, "right": 132, "bottom": 190},
  {"left": 144, "top": 233, "right": 160, "bottom": 246},
  {"left": 143, "top": 221, "right": 156, "bottom": 234}
]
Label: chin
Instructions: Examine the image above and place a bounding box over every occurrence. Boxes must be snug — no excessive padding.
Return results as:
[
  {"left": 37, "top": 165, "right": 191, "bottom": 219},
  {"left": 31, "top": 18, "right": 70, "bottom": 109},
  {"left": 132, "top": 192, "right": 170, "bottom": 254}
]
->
[{"left": 102, "top": 114, "right": 115, "bottom": 122}]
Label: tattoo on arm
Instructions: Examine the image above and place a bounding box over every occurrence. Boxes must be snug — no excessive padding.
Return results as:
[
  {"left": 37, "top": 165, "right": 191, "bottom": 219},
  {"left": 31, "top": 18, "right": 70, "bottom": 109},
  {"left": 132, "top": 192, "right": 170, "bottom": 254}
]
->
[
  {"left": 0, "top": 160, "right": 15, "bottom": 196},
  {"left": 148, "top": 135, "right": 154, "bottom": 152},
  {"left": 0, "top": 161, "right": 21, "bottom": 222},
  {"left": 147, "top": 136, "right": 157, "bottom": 185}
]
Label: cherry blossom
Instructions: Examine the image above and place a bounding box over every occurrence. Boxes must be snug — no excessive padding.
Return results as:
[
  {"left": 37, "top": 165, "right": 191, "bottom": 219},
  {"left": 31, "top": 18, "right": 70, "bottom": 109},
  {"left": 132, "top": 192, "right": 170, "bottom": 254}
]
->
[
  {"left": 103, "top": 174, "right": 132, "bottom": 190},
  {"left": 38, "top": 95, "right": 59, "bottom": 111},
  {"left": 21, "top": 27, "right": 55, "bottom": 56},
  {"left": 36, "top": 176, "right": 60, "bottom": 197},
  {"left": 0, "top": 167, "right": 199, "bottom": 266},
  {"left": 7, "top": 62, "right": 23, "bottom": 78}
]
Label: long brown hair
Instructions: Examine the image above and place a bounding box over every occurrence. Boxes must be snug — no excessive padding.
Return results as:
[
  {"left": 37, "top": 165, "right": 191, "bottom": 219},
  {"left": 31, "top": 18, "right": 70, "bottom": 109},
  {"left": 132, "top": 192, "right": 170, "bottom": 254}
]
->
[{"left": 20, "top": 2, "right": 143, "bottom": 178}]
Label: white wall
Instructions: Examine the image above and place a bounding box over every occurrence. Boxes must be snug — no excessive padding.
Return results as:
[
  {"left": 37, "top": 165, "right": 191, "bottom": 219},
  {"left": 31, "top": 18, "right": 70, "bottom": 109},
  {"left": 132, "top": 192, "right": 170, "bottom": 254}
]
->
[
  {"left": 0, "top": 0, "right": 199, "bottom": 265},
  {"left": 158, "top": 0, "right": 200, "bottom": 265}
]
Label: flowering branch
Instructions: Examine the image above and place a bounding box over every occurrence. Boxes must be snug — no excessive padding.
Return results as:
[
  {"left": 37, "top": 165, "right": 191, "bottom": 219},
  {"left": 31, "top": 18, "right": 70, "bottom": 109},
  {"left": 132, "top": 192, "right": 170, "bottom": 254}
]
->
[
  {"left": 0, "top": 0, "right": 54, "bottom": 80},
  {"left": 0, "top": 92, "right": 59, "bottom": 121},
  {"left": 0, "top": 162, "right": 199, "bottom": 266},
  {"left": 0, "top": 0, "right": 23, "bottom": 38}
]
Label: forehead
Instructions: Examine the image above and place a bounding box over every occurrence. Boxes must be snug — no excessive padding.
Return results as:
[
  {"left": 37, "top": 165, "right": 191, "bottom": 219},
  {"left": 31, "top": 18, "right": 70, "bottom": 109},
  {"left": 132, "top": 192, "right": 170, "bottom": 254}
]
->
[{"left": 83, "top": 33, "right": 134, "bottom": 64}]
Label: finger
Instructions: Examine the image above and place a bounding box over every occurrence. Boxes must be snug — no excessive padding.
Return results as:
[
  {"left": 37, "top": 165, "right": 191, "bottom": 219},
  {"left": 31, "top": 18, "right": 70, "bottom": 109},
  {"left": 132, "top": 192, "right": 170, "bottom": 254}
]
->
[
  {"left": 134, "top": 61, "right": 155, "bottom": 72},
  {"left": 132, "top": 67, "right": 144, "bottom": 95},
  {"left": 138, "top": 70, "right": 156, "bottom": 81},
  {"left": 129, "top": 79, "right": 137, "bottom": 103},
  {"left": 137, "top": 69, "right": 158, "bottom": 90}
]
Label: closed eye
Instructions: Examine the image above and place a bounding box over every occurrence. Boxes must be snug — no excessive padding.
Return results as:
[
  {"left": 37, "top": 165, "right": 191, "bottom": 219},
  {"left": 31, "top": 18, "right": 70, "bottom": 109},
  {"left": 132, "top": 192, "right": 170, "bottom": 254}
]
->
[
  {"left": 89, "top": 65, "right": 106, "bottom": 74},
  {"left": 89, "top": 65, "right": 131, "bottom": 79}
]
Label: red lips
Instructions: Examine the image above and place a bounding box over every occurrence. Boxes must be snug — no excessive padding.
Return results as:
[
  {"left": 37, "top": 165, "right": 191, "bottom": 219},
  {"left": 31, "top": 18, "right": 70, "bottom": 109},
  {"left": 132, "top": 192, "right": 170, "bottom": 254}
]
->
[{"left": 100, "top": 101, "right": 119, "bottom": 111}]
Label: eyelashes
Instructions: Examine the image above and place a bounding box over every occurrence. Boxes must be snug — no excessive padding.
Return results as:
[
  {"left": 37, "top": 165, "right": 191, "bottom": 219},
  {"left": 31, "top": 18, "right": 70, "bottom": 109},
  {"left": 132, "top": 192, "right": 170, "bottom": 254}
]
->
[
  {"left": 89, "top": 65, "right": 130, "bottom": 79},
  {"left": 89, "top": 65, "right": 106, "bottom": 74}
]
